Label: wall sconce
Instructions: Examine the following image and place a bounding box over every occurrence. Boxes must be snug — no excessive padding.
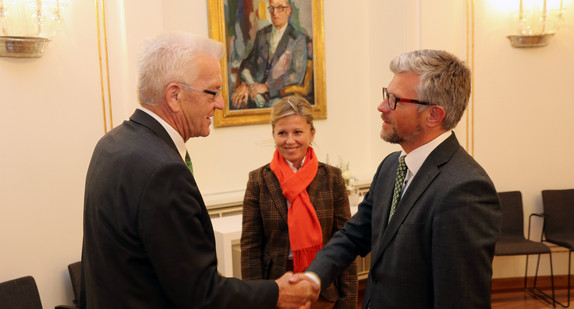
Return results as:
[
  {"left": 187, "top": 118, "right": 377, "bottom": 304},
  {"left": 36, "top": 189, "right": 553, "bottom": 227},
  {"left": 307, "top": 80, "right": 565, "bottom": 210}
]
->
[
  {"left": 0, "top": 0, "right": 69, "bottom": 58},
  {"left": 507, "top": 0, "right": 564, "bottom": 48}
]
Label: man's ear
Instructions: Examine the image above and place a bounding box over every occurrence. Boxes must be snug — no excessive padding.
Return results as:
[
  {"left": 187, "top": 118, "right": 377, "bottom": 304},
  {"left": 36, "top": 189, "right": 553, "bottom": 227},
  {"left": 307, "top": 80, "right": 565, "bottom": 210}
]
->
[
  {"left": 427, "top": 105, "right": 446, "bottom": 128},
  {"left": 165, "top": 83, "right": 182, "bottom": 113}
]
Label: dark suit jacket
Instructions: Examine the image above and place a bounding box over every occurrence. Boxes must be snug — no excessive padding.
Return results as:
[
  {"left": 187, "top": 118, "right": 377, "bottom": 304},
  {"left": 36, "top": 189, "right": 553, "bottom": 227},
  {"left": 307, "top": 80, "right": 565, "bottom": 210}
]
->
[
  {"left": 241, "top": 163, "right": 358, "bottom": 309},
  {"left": 81, "top": 109, "right": 278, "bottom": 308},
  {"left": 307, "top": 133, "right": 502, "bottom": 309},
  {"left": 237, "top": 23, "right": 308, "bottom": 107}
]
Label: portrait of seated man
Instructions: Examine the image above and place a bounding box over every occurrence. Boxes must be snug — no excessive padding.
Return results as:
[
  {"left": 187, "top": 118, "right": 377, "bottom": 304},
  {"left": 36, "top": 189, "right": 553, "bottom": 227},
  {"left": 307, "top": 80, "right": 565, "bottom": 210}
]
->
[{"left": 231, "top": 0, "right": 312, "bottom": 109}]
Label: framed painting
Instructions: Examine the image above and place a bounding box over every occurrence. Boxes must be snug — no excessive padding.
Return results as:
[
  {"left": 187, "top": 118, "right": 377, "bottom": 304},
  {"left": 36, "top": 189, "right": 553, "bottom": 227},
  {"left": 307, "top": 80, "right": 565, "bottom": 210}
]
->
[{"left": 208, "top": 0, "right": 326, "bottom": 127}]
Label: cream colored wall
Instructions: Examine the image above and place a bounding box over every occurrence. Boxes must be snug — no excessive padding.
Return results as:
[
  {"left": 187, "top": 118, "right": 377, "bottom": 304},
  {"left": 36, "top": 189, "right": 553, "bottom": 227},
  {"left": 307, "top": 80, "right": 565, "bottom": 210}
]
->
[
  {"left": 477, "top": 0, "right": 574, "bottom": 278},
  {"left": 0, "top": 0, "right": 573, "bottom": 307},
  {"left": 0, "top": 1, "right": 102, "bottom": 306}
]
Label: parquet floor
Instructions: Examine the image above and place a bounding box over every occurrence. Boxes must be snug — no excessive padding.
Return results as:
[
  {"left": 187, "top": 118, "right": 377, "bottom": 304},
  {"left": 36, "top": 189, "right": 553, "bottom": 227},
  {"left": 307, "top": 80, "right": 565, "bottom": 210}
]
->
[
  {"left": 355, "top": 283, "right": 571, "bottom": 308},
  {"left": 492, "top": 289, "right": 570, "bottom": 309}
]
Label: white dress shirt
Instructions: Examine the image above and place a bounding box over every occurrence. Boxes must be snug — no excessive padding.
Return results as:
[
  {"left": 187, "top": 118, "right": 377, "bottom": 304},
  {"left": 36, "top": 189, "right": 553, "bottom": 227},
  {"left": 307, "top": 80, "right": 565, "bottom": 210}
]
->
[
  {"left": 400, "top": 130, "right": 452, "bottom": 196},
  {"left": 270, "top": 24, "right": 287, "bottom": 57}
]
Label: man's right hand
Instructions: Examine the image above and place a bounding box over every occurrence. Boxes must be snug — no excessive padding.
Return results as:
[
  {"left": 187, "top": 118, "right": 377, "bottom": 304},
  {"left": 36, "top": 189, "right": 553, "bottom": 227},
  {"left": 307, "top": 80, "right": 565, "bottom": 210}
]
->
[{"left": 275, "top": 272, "right": 320, "bottom": 309}]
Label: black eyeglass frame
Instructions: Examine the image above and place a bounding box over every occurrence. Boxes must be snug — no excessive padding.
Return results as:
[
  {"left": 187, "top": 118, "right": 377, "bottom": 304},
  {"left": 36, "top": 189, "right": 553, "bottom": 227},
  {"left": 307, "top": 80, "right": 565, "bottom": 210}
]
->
[
  {"left": 177, "top": 83, "right": 221, "bottom": 102},
  {"left": 268, "top": 5, "right": 289, "bottom": 13},
  {"left": 382, "top": 87, "right": 434, "bottom": 110}
]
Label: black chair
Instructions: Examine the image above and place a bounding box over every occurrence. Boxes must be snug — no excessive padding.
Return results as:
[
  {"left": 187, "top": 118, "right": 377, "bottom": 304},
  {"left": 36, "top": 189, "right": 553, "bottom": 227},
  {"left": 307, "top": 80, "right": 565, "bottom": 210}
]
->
[
  {"left": 67, "top": 262, "right": 81, "bottom": 308},
  {"left": 0, "top": 276, "right": 43, "bottom": 309},
  {"left": 542, "top": 189, "right": 574, "bottom": 308},
  {"left": 54, "top": 262, "right": 81, "bottom": 309},
  {"left": 494, "top": 191, "right": 556, "bottom": 307}
]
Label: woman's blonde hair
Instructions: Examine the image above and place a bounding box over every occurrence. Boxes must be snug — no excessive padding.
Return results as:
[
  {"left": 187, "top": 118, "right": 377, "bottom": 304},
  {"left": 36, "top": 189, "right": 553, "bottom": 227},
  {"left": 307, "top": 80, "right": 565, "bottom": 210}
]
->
[{"left": 270, "top": 96, "right": 314, "bottom": 132}]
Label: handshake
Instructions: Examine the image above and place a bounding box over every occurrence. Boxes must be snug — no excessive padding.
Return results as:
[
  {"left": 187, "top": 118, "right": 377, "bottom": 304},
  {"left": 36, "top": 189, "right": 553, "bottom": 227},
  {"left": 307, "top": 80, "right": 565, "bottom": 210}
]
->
[{"left": 275, "top": 272, "right": 321, "bottom": 309}]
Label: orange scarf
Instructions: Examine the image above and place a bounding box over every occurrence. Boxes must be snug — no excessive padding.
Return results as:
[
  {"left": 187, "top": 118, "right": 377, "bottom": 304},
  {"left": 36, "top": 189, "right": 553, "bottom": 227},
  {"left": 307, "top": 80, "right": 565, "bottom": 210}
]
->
[{"left": 270, "top": 147, "right": 323, "bottom": 273}]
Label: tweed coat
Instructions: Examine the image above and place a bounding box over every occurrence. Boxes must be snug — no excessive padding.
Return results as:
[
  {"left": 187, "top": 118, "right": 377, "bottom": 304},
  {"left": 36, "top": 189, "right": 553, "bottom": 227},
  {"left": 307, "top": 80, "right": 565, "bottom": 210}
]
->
[{"left": 241, "top": 162, "right": 358, "bottom": 309}]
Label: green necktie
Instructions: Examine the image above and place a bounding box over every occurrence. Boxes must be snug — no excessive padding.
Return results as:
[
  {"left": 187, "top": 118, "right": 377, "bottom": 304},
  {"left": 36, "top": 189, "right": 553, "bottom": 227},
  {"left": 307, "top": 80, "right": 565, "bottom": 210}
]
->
[
  {"left": 185, "top": 151, "right": 194, "bottom": 175},
  {"left": 388, "top": 155, "right": 407, "bottom": 222}
]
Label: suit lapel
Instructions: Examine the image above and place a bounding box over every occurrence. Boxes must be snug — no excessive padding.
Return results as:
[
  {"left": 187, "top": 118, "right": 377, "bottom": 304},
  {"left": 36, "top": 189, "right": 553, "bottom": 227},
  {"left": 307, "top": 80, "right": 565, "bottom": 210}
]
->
[
  {"left": 371, "top": 134, "right": 461, "bottom": 265},
  {"left": 261, "top": 163, "right": 322, "bottom": 225},
  {"left": 270, "top": 24, "right": 293, "bottom": 66},
  {"left": 129, "top": 109, "right": 179, "bottom": 155},
  {"left": 370, "top": 153, "right": 400, "bottom": 263},
  {"left": 306, "top": 165, "right": 320, "bottom": 209},
  {"left": 375, "top": 165, "right": 440, "bottom": 258},
  {"left": 262, "top": 167, "right": 289, "bottom": 223},
  {"left": 262, "top": 26, "right": 272, "bottom": 66}
]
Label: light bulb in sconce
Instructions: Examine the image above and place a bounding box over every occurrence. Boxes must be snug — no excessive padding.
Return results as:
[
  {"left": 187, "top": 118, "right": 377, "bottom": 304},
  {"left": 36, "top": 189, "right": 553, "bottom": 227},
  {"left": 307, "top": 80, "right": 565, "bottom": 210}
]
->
[
  {"left": 25, "top": 0, "right": 69, "bottom": 38},
  {"left": 0, "top": 0, "right": 70, "bottom": 58},
  {"left": 507, "top": 0, "right": 565, "bottom": 48},
  {"left": 0, "top": 0, "right": 13, "bottom": 36}
]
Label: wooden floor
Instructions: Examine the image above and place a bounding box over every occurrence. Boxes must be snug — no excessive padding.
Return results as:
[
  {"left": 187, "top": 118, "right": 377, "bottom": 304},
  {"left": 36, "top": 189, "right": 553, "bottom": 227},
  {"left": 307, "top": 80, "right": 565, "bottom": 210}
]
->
[
  {"left": 355, "top": 281, "right": 571, "bottom": 308},
  {"left": 492, "top": 289, "right": 570, "bottom": 309}
]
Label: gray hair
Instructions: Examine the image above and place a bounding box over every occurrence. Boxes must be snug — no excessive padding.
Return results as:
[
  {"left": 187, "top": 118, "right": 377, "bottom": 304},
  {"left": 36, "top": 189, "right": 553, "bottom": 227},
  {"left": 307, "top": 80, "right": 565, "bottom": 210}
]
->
[
  {"left": 270, "top": 95, "right": 314, "bottom": 132},
  {"left": 137, "top": 31, "right": 224, "bottom": 106},
  {"left": 389, "top": 49, "right": 471, "bottom": 130}
]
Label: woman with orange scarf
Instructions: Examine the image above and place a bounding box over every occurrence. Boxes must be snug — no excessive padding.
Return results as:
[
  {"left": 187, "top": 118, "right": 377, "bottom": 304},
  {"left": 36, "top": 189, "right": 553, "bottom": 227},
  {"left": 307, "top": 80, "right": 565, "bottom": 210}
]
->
[{"left": 241, "top": 96, "right": 357, "bottom": 309}]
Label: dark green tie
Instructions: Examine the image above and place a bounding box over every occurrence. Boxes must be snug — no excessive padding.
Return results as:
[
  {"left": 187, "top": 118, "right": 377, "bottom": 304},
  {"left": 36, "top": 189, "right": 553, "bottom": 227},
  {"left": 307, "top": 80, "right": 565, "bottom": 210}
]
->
[
  {"left": 185, "top": 151, "right": 194, "bottom": 175},
  {"left": 388, "top": 155, "right": 407, "bottom": 222}
]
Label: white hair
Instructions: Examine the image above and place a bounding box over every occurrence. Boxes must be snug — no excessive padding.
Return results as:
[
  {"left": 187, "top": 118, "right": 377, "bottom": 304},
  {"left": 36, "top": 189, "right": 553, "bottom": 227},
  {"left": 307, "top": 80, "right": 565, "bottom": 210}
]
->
[{"left": 137, "top": 31, "right": 224, "bottom": 106}]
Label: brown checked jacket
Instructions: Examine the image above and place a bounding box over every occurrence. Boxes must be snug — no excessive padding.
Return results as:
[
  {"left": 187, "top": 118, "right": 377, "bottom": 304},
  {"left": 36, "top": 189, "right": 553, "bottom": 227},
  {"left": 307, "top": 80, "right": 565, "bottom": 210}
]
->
[{"left": 241, "top": 162, "right": 358, "bottom": 309}]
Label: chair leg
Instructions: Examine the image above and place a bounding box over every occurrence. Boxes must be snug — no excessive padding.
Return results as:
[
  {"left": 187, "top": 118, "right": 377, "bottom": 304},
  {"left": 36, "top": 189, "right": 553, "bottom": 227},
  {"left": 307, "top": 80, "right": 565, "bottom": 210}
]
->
[
  {"left": 542, "top": 250, "right": 572, "bottom": 308},
  {"left": 526, "top": 253, "right": 558, "bottom": 308},
  {"left": 534, "top": 254, "right": 541, "bottom": 288},
  {"left": 552, "top": 249, "right": 572, "bottom": 308},
  {"left": 566, "top": 250, "right": 572, "bottom": 308},
  {"left": 548, "top": 251, "right": 557, "bottom": 308},
  {"left": 525, "top": 254, "right": 530, "bottom": 289}
]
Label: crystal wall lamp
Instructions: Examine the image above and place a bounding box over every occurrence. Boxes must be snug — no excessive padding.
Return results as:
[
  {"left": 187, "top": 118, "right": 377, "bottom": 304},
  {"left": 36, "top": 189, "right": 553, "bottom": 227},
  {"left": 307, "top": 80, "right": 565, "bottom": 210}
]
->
[
  {"left": 0, "top": 0, "right": 69, "bottom": 58},
  {"left": 507, "top": 0, "right": 564, "bottom": 48}
]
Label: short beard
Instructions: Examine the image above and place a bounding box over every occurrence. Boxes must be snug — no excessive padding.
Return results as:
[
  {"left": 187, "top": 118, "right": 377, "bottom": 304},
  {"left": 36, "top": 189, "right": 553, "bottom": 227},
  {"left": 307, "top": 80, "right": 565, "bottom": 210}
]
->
[
  {"left": 381, "top": 130, "right": 404, "bottom": 144},
  {"left": 381, "top": 124, "right": 423, "bottom": 144}
]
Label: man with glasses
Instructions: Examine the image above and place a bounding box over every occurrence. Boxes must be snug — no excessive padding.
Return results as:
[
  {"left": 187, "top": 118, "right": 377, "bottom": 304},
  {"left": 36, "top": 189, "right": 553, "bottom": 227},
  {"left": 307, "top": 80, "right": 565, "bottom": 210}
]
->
[
  {"left": 299, "top": 50, "right": 502, "bottom": 308},
  {"left": 231, "top": 0, "right": 309, "bottom": 109},
  {"left": 81, "top": 31, "right": 319, "bottom": 309}
]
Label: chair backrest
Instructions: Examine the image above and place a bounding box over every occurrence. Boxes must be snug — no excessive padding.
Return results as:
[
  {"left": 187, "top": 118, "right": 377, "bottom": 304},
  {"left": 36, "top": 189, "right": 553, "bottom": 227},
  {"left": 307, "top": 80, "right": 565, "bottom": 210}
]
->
[
  {"left": 0, "top": 276, "right": 43, "bottom": 309},
  {"left": 498, "top": 191, "right": 525, "bottom": 238},
  {"left": 68, "top": 262, "right": 81, "bottom": 307},
  {"left": 542, "top": 189, "right": 574, "bottom": 237}
]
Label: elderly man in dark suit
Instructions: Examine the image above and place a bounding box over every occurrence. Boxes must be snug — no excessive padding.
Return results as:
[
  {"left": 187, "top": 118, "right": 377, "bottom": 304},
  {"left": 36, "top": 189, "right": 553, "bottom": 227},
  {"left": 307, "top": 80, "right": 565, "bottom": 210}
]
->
[
  {"left": 80, "top": 31, "right": 318, "bottom": 309},
  {"left": 299, "top": 49, "right": 502, "bottom": 308}
]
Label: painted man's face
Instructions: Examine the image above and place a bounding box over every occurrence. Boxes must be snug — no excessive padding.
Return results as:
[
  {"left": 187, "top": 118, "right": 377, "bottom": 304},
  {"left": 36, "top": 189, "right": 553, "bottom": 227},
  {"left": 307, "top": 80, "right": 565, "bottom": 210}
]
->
[{"left": 269, "top": 0, "right": 291, "bottom": 29}]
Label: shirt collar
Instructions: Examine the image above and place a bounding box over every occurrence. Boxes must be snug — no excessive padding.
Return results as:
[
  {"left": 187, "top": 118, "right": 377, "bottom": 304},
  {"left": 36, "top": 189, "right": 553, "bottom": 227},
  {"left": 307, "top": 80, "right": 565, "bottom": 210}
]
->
[
  {"left": 138, "top": 107, "right": 187, "bottom": 161},
  {"left": 272, "top": 23, "right": 288, "bottom": 35},
  {"left": 401, "top": 131, "right": 452, "bottom": 176},
  {"left": 286, "top": 156, "right": 306, "bottom": 173}
]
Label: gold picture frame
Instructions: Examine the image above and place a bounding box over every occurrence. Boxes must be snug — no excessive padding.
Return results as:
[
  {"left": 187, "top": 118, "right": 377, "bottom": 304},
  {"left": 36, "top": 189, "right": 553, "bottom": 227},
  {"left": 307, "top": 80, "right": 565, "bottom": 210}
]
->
[{"left": 208, "top": 0, "right": 326, "bottom": 127}]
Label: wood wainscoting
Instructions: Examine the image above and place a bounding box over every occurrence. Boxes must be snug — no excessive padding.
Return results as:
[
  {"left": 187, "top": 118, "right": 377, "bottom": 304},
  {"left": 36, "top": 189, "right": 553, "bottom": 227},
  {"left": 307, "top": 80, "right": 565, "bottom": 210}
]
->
[{"left": 492, "top": 275, "right": 573, "bottom": 292}]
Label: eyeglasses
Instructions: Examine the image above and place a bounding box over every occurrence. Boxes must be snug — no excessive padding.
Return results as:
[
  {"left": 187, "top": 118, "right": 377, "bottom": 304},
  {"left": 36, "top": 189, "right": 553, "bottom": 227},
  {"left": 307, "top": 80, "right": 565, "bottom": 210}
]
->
[
  {"left": 177, "top": 83, "right": 221, "bottom": 102},
  {"left": 382, "top": 87, "right": 433, "bottom": 110},
  {"left": 268, "top": 5, "right": 289, "bottom": 13}
]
